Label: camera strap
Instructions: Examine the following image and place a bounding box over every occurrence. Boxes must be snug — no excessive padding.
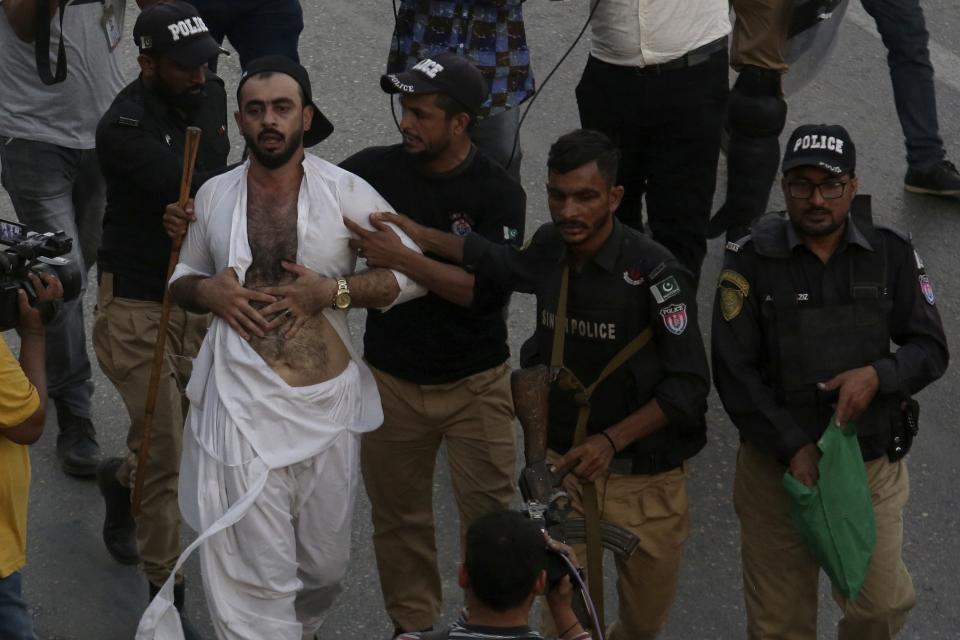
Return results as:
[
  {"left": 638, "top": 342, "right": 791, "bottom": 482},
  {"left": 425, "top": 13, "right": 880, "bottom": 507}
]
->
[{"left": 34, "top": 0, "right": 70, "bottom": 85}]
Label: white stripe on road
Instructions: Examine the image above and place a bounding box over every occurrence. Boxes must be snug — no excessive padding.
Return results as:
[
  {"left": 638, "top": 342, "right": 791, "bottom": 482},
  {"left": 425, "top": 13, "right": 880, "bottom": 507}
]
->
[{"left": 846, "top": 2, "right": 960, "bottom": 95}]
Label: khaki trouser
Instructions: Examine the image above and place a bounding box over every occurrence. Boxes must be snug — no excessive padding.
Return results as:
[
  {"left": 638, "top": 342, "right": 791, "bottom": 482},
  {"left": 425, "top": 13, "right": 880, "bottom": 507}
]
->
[
  {"left": 734, "top": 442, "right": 916, "bottom": 640},
  {"left": 92, "top": 273, "right": 207, "bottom": 586},
  {"left": 361, "top": 362, "right": 517, "bottom": 632},
  {"left": 542, "top": 453, "right": 690, "bottom": 640},
  {"left": 731, "top": 0, "right": 792, "bottom": 72}
]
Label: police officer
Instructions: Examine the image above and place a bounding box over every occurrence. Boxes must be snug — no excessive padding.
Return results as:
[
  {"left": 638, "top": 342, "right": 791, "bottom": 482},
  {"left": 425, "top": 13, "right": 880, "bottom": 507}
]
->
[
  {"left": 341, "top": 54, "right": 526, "bottom": 637},
  {"left": 92, "top": 1, "right": 230, "bottom": 633},
  {"left": 349, "top": 129, "right": 711, "bottom": 640},
  {"left": 712, "top": 124, "right": 948, "bottom": 639}
]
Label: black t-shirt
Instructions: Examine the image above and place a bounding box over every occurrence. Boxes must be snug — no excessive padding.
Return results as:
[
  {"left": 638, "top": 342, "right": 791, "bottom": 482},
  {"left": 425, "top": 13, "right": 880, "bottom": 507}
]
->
[
  {"left": 340, "top": 144, "right": 526, "bottom": 384},
  {"left": 96, "top": 74, "right": 231, "bottom": 301}
]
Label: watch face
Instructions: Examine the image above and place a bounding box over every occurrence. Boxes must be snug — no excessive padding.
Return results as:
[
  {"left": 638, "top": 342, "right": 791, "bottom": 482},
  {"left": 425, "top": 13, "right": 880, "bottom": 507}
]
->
[{"left": 334, "top": 292, "right": 352, "bottom": 309}]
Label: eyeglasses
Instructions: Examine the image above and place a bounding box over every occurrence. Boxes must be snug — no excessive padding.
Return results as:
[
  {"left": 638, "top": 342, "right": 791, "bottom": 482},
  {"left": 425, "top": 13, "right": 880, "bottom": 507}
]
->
[{"left": 787, "top": 179, "right": 849, "bottom": 200}]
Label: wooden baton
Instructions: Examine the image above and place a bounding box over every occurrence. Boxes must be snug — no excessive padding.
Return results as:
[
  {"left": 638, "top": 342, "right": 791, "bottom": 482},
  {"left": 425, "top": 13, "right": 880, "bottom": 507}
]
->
[{"left": 131, "top": 126, "right": 202, "bottom": 515}]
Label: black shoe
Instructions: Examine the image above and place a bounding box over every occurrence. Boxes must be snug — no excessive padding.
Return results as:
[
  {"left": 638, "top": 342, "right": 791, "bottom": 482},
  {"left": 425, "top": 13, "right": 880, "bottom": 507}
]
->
[
  {"left": 96, "top": 457, "right": 139, "bottom": 565},
  {"left": 150, "top": 581, "right": 202, "bottom": 640},
  {"left": 904, "top": 160, "right": 960, "bottom": 197},
  {"left": 55, "top": 402, "right": 100, "bottom": 476}
]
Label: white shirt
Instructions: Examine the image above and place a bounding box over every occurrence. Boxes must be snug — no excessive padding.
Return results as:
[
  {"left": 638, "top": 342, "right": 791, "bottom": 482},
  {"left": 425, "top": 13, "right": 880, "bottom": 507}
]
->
[
  {"left": 589, "top": 0, "right": 731, "bottom": 67},
  {"left": 172, "top": 154, "right": 427, "bottom": 466}
]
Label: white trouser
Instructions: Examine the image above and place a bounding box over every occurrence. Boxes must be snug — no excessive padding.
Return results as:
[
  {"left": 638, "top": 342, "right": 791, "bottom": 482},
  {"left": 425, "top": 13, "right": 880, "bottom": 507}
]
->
[
  {"left": 138, "top": 361, "right": 364, "bottom": 640},
  {"left": 196, "top": 428, "right": 358, "bottom": 640}
]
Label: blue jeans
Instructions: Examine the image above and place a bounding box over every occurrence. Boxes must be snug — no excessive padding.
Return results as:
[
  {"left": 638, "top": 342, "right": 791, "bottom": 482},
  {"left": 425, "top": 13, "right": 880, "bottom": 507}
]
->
[
  {"left": 861, "top": 0, "right": 945, "bottom": 169},
  {"left": 191, "top": 0, "right": 304, "bottom": 71},
  {"left": 470, "top": 108, "right": 523, "bottom": 182},
  {"left": 0, "top": 137, "right": 99, "bottom": 418},
  {"left": 0, "top": 572, "right": 35, "bottom": 640}
]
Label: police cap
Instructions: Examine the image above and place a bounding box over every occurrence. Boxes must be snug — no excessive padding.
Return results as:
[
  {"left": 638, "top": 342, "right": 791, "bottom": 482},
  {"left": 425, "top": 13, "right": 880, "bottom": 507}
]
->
[{"left": 134, "top": 1, "right": 228, "bottom": 67}]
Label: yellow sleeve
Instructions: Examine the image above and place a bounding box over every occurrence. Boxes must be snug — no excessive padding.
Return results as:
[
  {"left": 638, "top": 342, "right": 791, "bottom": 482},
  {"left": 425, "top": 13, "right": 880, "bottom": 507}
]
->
[{"left": 0, "top": 337, "right": 40, "bottom": 429}]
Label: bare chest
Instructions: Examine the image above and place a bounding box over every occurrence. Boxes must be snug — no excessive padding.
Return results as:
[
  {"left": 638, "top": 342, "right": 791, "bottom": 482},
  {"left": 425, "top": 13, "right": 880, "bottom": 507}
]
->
[{"left": 246, "top": 186, "right": 299, "bottom": 284}]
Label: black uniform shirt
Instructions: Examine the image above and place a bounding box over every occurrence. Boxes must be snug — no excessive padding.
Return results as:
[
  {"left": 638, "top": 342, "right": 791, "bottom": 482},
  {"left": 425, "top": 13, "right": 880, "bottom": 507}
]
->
[
  {"left": 465, "top": 219, "right": 710, "bottom": 454},
  {"left": 96, "top": 73, "right": 230, "bottom": 301},
  {"left": 340, "top": 144, "right": 526, "bottom": 384},
  {"left": 712, "top": 214, "right": 949, "bottom": 461}
]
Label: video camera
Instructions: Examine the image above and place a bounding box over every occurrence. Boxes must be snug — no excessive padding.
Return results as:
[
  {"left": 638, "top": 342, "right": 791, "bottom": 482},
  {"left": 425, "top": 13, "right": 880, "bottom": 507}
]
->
[{"left": 0, "top": 218, "right": 81, "bottom": 331}]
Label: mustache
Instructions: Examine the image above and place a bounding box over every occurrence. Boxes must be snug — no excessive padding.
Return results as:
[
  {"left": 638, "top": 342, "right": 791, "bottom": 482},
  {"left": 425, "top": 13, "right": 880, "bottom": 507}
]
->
[
  {"left": 257, "top": 128, "right": 285, "bottom": 142},
  {"left": 555, "top": 219, "right": 588, "bottom": 229}
]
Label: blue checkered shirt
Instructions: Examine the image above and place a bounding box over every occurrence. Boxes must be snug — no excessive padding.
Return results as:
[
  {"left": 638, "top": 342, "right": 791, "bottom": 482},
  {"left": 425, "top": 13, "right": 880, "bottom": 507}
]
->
[{"left": 388, "top": 0, "right": 536, "bottom": 118}]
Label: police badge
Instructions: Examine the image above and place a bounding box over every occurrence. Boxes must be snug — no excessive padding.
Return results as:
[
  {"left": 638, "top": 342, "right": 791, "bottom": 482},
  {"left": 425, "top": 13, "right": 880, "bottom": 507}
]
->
[
  {"left": 449, "top": 212, "right": 474, "bottom": 237},
  {"left": 660, "top": 303, "right": 688, "bottom": 335},
  {"left": 718, "top": 269, "right": 750, "bottom": 321},
  {"left": 919, "top": 274, "right": 935, "bottom": 305}
]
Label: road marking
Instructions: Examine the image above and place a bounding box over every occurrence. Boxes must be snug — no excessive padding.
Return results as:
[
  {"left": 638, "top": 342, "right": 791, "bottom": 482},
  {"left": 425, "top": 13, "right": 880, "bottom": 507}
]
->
[{"left": 846, "top": 2, "right": 960, "bottom": 94}]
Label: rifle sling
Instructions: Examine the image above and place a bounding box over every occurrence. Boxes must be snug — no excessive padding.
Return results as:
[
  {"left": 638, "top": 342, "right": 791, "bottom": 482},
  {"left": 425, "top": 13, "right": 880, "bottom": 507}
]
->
[{"left": 548, "top": 265, "right": 653, "bottom": 627}]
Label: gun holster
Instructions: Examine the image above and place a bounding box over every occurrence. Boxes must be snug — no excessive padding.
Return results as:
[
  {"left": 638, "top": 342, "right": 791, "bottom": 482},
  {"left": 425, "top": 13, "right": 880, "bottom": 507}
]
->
[{"left": 887, "top": 398, "right": 919, "bottom": 462}]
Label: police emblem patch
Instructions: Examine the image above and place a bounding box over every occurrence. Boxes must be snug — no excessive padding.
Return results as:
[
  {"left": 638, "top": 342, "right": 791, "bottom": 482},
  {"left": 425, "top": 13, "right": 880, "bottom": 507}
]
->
[
  {"left": 623, "top": 267, "right": 644, "bottom": 286},
  {"left": 919, "top": 274, "right": 935, "bottom": 305},
  {"left": 718, "top": 269, "right": 750, "bottom": 321},
  {"left": 650, "top": 275, "right": 680, "bottom": 303},
  {"left": 450, "top": 213, "right": 474, "bottom": 237},
  {"left": 660, "top": 303, "right": 688, "bottom": 335}
]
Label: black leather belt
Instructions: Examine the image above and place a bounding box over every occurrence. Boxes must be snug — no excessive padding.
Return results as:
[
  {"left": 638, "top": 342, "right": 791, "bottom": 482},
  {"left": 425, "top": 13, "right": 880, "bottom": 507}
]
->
[
  {"left": 609, "top": 455, "right": 683, "bottom": 476},
  {"left": 594, "top": 35, "right": 728, "bottom": 74},
  {"left": 99, "top": 269, "right": 165, "bottom": 303}
]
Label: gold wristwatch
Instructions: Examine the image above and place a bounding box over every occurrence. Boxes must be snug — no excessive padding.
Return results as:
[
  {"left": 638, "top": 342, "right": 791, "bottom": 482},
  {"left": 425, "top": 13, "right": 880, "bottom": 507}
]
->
[{"left": 332, "top": 277, "right": 352, "bottom": 310}]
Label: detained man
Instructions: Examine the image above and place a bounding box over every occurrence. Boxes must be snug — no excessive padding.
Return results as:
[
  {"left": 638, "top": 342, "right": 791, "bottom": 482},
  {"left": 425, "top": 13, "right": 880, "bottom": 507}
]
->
[{"left": 136, "top": 56, "right": 425, "bottom": 640}]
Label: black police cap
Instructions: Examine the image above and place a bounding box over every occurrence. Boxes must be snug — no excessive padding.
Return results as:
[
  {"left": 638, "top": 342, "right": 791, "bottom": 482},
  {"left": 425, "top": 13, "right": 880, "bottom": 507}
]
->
[
  {"left": 783, "top": 124, "right": 856, "bottom": 176},
  {"left": 380, "top": 53, "right": 489, "bottom": 116},
  {"left": 134, "top": 1, "right": 228, "bottom": 67}
]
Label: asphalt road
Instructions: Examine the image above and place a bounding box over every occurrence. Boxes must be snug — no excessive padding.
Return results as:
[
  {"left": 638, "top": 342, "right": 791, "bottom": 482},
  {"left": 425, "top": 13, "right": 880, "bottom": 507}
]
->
[{"left": 3, "top": 1, "right": 960, "bottom": 638}]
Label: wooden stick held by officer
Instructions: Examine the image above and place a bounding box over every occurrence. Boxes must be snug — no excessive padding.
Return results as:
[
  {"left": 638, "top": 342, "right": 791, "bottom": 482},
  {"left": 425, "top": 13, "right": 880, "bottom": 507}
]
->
[
  {"left": 132, "top": 125, "right": 201, "bottom": 515},
  {"left": 347, "top": 129, "right": 712, "bottom": 640}
]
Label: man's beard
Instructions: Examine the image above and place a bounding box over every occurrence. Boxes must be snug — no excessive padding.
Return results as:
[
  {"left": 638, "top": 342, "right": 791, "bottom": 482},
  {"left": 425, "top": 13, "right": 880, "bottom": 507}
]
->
[
  {"left": 790, "top": 210, "right": 846, "bottom": 238},
  {"left": 244, "top": 126, "right": 303, "bottom": 170},
  {"left": 155, "top": 76, "right": 203, "bottom": 112},
  {"left": 402, "top": 130, "right": 449, "bottom": 163}
]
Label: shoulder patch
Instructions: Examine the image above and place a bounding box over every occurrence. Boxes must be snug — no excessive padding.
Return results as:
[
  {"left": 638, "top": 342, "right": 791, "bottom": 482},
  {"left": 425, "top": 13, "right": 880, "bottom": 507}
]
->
[
  {"left": 648, "top": 261, "right": 667, "bottom": 281},
  {"left": 650, "top": 274, "right": 681, "bottom": 303},
  {"left": 919, "top": 274, "right": 935, "bottom": 305},
  {"left": 659, "top": 303, "right": 688, "bottom": 335},
  {"left": 117, "top": 116, "right": 140, "bottom": 127},
  {"left": 718, "top": 269, "right": 750, "bottom": 321}
]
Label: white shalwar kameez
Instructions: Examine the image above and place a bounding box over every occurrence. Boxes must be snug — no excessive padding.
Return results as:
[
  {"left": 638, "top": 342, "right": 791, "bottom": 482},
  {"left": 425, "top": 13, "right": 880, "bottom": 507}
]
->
[{"left": 136, "top": 155, "right": 425, "bottom": 640}]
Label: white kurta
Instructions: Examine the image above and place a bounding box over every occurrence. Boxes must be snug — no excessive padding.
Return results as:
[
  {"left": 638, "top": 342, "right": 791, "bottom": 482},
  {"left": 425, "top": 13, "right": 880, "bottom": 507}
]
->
[{"left": 136, "top": 155, "right": 425, "bottom": 640}]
